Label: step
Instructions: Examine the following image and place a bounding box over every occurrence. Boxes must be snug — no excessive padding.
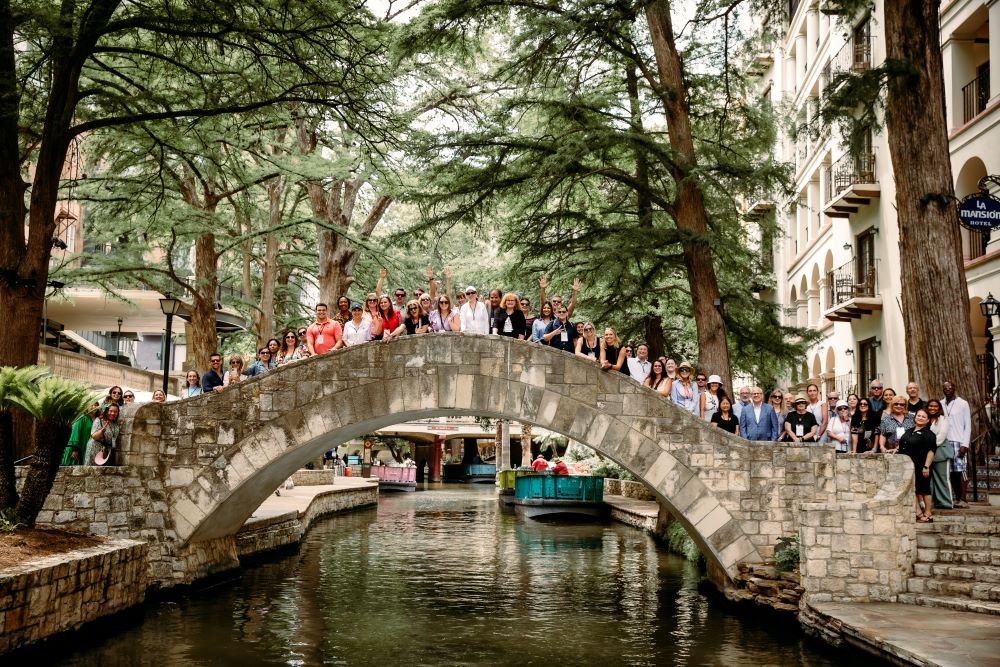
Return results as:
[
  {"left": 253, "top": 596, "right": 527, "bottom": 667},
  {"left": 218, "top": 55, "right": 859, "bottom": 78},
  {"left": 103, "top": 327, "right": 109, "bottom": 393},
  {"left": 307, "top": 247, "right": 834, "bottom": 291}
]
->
[
  {"left": 896, "top": 592, "right": 1000, "bottom": 617},
  {"left": 912, "top": 563, "right": 1000, "bottom": 583},
  {"left": 915, "top": 532, "right": 1000, "bottom": 550},
  {"left": 916, "top": 546, "right": 1000, "bottom": 567},
  {"left": 907, "top": 576, "right": 1000, "bottom": 601}
]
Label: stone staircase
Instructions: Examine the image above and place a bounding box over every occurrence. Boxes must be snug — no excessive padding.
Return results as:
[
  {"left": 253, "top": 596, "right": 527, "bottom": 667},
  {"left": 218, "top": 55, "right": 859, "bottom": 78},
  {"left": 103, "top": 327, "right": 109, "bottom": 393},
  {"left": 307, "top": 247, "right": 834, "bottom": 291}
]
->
[{"left": 898, "top": 506, "right": 1000, "bottom": 616}]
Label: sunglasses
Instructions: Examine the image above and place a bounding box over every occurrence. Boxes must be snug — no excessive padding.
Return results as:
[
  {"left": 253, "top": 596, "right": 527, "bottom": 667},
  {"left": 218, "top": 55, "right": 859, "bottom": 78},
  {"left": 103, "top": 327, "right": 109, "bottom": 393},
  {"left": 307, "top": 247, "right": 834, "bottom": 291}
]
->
[
  {"left": 124, "top": 394, "right": 134, "bottom": 399},
  {"left": 439, "top": 299, "right": 449, "bottom": 304},
  {"left": 584, "top": 327, "right": 594, "bottom": 332},
  {"left": 679, "top": 368, "right": 691, "bottom": 373},
  {"left": 211, "top": 359, "right": 222, "bottom": 363},
  {"left": 395, "top": 293, "right": 406, "bottom": 298},
  {"left": 696, "top": 377, "right": 707, "bottom": 382},
  {"left": 260, "top": 351, "right": 270, "bottom": 355},
  {"left": 771, "top": 395, "right": 782, "bottom": 400},
  {"left": 837, "top": 406, "right": 849, "bottom": 410},
  {"left": 520, "top": 301, "right": 529, "bottom": 305},
  {"left": 466, "top": 291, "right": 476, "bottom": 295},
  {"left": 367, "top": 298, "right": 377, "bottom": 302},
  {"left": 408, "top": 306, "right": 418, "bottom": 310},
  {"left": 285, "top": 334, "right": 296, "bottom": 339}
]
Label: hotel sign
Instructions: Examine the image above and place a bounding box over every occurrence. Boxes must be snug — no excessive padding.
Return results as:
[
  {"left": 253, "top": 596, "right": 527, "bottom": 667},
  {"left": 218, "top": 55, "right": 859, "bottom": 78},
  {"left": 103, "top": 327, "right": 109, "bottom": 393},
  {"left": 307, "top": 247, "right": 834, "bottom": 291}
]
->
[{"left": 959, "top": 192, "right": 1000, "bottom": 232}]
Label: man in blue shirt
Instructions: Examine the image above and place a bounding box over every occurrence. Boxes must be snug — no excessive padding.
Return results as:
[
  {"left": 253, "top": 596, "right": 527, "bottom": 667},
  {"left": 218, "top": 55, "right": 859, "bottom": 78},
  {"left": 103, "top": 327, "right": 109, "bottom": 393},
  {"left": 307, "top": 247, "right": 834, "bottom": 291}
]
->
[
  {"left": 738, "top": 386, "right": 779, "bottom": 441},
  {"left": 541, "top": 305, "right": 577, "bottom": 353},
  {"left": 202, "top": 352, "right": 225, "bottom": 393}
]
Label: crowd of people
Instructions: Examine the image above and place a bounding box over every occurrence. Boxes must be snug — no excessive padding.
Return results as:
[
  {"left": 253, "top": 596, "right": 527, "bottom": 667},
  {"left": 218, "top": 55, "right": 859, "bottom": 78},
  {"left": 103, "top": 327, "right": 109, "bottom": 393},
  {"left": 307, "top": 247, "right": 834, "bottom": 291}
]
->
[{"left": 61, "top": 269, "right": 976, "bottom": 519}]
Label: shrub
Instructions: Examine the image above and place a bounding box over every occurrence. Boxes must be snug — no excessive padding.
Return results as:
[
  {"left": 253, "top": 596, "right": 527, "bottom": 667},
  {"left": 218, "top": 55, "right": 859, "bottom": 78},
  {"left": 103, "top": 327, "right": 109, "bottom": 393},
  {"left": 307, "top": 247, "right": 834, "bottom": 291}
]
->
[{"left": 774, "top": 535, "right": 800, "bottom": 573}]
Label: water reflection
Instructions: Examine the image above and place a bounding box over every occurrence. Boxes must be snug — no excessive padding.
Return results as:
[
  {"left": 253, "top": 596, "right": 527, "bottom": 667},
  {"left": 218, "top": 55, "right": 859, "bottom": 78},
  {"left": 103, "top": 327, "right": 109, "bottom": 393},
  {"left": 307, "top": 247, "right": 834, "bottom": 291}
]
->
[{"left": 40, "top": 484, "right": 842, "bottom": 666}]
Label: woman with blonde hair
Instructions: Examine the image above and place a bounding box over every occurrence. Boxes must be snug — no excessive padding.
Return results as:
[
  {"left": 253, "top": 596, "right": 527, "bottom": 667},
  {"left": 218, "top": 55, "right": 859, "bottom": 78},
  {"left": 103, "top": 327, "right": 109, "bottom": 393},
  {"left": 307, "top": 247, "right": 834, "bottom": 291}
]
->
[
  {"left": 575, "top": 322, "right": 600, "bottom": 362},
  {"left": 599, "top": 327, "right": 626, "bottom": 373},
  {"left": 492, "top": 292, "right": 527, "bottom": 339},
  {"left": 223, "top": 354, "right": 246, "bottom": 386}
]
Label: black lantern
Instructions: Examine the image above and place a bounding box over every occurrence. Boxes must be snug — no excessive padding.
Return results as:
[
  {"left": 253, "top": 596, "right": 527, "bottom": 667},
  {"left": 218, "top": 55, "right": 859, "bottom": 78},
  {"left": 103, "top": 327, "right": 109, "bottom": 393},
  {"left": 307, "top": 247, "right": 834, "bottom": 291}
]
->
[
  {"left": 980, "top": 293, "right": 1000, "bottom": 319},
  {"left": 159, "top": 295, "right": 182, "bottom": 395}
]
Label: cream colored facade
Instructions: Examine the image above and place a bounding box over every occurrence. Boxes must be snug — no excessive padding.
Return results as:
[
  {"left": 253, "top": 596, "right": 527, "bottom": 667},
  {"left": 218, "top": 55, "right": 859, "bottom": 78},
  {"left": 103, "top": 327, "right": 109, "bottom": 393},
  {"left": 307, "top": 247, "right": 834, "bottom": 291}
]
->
[{"left": 756, "top": 0, "right": 1000, "bottom": 398}]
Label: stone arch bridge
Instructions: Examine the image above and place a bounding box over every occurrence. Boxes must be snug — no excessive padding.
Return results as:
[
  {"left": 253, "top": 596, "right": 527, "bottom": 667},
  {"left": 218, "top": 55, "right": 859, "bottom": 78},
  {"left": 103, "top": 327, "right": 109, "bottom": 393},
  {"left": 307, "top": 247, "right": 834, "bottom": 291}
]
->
[{"left": 93, "top": 334, "right": 913, "bottom": 596}]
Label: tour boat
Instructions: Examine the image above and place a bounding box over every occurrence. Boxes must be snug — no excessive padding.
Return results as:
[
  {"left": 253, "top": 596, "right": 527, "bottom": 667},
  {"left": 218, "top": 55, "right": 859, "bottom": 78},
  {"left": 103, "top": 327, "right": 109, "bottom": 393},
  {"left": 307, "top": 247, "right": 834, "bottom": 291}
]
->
[
  {"left": 513, "top": 474, "right": 607, "bottom": 520},
  {"left": 371, "top": 465, "right": 417, "bottom": 492}
]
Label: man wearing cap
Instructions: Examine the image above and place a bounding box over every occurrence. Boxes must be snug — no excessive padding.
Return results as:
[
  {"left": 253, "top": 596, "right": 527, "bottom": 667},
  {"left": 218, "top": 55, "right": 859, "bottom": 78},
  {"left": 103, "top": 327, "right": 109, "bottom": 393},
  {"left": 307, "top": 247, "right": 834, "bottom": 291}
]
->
[
  {"left": 826, "top": 399, "right": 853, "bottom": 453},
  {"left": 739, "top": 386, "right": 779, "bottom": 441},
  {"left": 625, "top": 343, "right": 652, "bottom": 383},
  {"left": 459, "top": 286, "right": 489, "bottom": 334},
  {"left": 783, "top": 394, "right": 819, "bottom": 443},
  {"left": 339, "top": 303, "right": 372, "bottom": 347}
]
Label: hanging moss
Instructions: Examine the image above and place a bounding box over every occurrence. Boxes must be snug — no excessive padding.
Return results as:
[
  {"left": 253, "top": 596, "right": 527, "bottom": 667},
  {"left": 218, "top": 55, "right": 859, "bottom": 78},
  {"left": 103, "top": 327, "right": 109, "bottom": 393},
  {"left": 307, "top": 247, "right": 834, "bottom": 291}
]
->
[{"left": 664, "top": 520, "right": 704, "bottom": 564}]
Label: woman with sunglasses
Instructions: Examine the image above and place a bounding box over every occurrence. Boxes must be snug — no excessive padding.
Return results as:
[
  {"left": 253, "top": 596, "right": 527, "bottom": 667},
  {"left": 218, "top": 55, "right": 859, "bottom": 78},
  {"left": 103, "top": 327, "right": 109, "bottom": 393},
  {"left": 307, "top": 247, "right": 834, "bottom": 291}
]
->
[
  {"left": 386, "top": 300, "right": 431, "bottom": 340},
  {"left": 877, "top": 396, "right": 914, "bottom": 453},
  {"left": 493, "top": 292, "right": 527, "bottom": 339},
  {"left": 102, "top": 386, "right": 124, "bottom": 410},
  {"left": 418, "top": 293, "right": 433, "bottom": 317},
  {"left": 183, "top": 370, "right": 203, "bottom": 398},
  {"left": 670, "top": 362, "right": 699, "bottom": 414},
  {"left": 827, "top": 400, "right": 854, "bottom": 454},
  {"left": 122, "top": 391, "right": 136, "bottom": 406},
  {"left": 850, "top": 398, "right": 879, "bottom": 454},
  {"left": 277, "top": 330, "right": 302, "bottom": 364},
  {"left": 430, "top": 294, "right": 461, "bottom": 332},
  {"left": 574, "top": 322, "right": 600, "bottom": 362},
  {"left": 223, "top": 354, "right": 246, "bottom": 386},
  {"left": 295, "top": 328, "right": 311, "bottom": 358},
  {"left": 770, "top": 390, "right": 789, "bottom": 440}
]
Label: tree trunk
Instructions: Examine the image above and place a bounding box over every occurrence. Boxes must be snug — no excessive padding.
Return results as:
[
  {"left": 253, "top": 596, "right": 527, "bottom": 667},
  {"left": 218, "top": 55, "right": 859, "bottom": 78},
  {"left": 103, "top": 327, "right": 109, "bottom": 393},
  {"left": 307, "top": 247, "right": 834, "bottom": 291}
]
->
[
  {"left": 643, "top": 312, "right": 668, "bottom": 361},
  {"left": 645, "top": 0, "right": 732, "bottom": 390},
  {"left": 520, "top": 423, "right": 533, "bottom": 467},
  {"left": 883, "top": 0, "right": 983, "bottom": 417},
  {"left": 14, "top": 421, "right": 70, "bottom": 527},
  {"left": 189, "top": 233, "right": 219, "bottom": 367},
  {"left": 256, "top": 177, "right": 283, "bottom": 345},
  {"left": 0, "top": 412, "right": 16, "bottom": 510}
]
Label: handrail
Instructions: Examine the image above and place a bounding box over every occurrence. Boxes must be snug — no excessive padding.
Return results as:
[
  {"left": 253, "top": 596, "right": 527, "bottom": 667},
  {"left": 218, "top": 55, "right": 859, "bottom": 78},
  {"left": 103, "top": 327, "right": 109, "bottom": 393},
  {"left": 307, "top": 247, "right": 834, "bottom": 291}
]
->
[
  {"left": 825, "top": 257, "right": 879, "bottom": 309},
  {"left": 968, "top": 365, "right": 1000, "bottom": 502},
  {"left": 961, "top": 65, "right": 990, "bottom": 125}
]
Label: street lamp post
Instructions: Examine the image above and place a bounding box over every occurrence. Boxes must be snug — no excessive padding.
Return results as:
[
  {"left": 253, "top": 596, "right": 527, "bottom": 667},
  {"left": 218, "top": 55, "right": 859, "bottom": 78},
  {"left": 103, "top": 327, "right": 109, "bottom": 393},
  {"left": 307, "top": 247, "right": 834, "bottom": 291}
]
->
[
  {"left": 116, "top": 317, "right": 123, "bottom": 363},
  {"left": 159, "top": 295, "right": 182, "bottom": 395}
]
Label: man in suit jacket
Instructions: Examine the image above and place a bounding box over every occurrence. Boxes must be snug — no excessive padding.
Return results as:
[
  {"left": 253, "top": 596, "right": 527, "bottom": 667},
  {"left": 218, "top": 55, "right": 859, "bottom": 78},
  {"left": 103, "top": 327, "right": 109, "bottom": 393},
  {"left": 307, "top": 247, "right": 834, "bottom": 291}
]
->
[{"left": 739, "top": 386, "right": 779, "bottom": 441}]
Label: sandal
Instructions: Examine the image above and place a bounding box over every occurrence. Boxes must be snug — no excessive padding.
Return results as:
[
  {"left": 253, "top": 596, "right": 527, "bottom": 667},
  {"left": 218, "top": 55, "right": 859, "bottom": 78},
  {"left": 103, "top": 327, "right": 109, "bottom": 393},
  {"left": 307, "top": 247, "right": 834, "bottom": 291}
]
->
[{"left": 917, "top": 515, "right": 933, "bottom": 523}]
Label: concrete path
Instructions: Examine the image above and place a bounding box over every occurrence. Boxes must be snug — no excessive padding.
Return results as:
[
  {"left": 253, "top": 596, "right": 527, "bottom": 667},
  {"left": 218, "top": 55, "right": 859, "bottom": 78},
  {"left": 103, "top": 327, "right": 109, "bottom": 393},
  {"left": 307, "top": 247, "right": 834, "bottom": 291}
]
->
[
  {"left": 811, "top": 601, "right": 1000, "bottom": 667},
  {"left": 602, "top": 494, "right": 659, "bottom": 519},
  {"left": 248, "top": 477, "right": 378, "bottom": 521}
]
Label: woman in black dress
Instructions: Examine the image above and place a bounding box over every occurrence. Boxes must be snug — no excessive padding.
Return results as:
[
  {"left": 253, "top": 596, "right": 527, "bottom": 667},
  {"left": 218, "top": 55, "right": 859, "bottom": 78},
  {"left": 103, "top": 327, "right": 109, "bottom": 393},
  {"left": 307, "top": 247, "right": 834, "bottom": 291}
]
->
[
  {"left": 575, "top": 322, "right": 600, "bottom": 362},
  {"left": 899, "top": 408, "right": 937, "bottom": 523},
  {"left": 710, "top": 396, "right": 739, "bottom": 436},
  {"left": 850, "top": 398, "right": 879, "bottom": 454},
  {"left": 599, "top": 327, "right": 627, "bottom": 373}
]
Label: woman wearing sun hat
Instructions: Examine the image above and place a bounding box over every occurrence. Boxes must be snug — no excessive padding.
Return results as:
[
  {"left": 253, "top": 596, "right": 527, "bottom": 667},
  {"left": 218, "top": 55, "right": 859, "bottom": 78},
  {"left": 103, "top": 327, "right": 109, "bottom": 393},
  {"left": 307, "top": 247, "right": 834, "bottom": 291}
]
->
[
  {"left": 670, "top": 361, "right": 699, "bottom": 415},
  {"left": 783, "top": 394, "right": 819, "bottom": 443},
  {"left": 699, "top": 374, "right": 726, "bottom": 422}
]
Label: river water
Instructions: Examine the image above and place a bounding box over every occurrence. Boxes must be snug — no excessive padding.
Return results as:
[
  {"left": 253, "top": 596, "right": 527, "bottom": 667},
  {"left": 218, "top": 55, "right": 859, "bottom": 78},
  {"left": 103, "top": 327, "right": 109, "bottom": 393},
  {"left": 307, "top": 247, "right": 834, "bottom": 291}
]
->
[{"left": 44, "top": 485, "right": 844, "bottom": 666}]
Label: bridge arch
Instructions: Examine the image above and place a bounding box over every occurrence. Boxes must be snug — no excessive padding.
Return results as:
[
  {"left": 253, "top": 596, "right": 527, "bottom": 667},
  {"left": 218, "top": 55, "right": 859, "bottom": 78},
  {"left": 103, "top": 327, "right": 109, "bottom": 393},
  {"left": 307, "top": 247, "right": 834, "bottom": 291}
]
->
[{"left": 127, "top": 335, "right": 766, "bottom": 584}]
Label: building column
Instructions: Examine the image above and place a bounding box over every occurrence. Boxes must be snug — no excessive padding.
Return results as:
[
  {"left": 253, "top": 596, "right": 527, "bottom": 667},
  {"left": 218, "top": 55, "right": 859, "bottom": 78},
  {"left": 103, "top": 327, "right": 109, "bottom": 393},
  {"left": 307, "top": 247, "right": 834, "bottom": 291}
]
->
[{"left": 430, "top": 436, "right": 443, "bottom": 482}]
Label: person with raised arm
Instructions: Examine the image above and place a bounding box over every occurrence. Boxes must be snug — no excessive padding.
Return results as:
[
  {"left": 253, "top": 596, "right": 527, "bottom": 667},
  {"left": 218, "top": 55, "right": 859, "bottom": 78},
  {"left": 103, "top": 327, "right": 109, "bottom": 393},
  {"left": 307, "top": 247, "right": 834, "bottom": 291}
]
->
[{"left": 538, "top": 275, "right": 581, "bottom": 319}]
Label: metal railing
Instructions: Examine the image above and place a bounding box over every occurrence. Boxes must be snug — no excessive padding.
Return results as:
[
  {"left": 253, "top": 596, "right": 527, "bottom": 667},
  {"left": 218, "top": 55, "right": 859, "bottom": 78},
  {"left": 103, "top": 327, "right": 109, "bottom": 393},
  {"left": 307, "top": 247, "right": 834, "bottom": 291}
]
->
[
  {"left": 834, "top": 372, "right": 857, "bottom": 397},
  {"left": 826, "top": 258, "right": 879, "bottom": 309},
  {"left": 825, "top": 151, "right": 876, "bottom": 202},
  {"left": 829, "top": 34, "right": 872, "bottom": 76},
  {"left": 961, "top": 65, "right": 990, "bottom": 125},
  {"left": 969, "top": 369, "right": 1000, "bottom": 502}
]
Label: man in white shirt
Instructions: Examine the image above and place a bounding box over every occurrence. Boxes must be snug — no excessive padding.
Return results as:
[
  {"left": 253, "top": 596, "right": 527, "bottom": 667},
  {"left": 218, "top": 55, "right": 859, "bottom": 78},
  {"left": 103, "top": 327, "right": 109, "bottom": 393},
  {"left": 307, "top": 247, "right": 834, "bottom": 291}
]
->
[
  {"left": 459, "top": 286, "right": 489, "bottom": 334},
  {"left": 942, "top": 381, "right": 971, "bottom": 507},
  {"left": 339, "top": 303, "right": 372, "bottom": 347},
  {"left": 625, "top": 343, "right": 652, "bottom": 383}
]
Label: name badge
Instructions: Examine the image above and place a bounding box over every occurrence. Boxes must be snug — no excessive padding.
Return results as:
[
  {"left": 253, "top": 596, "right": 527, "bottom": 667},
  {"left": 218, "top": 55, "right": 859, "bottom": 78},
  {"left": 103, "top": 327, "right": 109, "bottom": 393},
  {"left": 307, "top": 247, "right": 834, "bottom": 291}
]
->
[
  {"left": 896, "top": 426, "right": 904, "bottom": 440},
  {"left": 795, "top": 424, "right": 804, "bottom": 437},
  {"left": 560, "top": 330, "right": 568, "bottom": 342},
  {"left": 316, "top": 334, "right": 324, "bottom": 345}
]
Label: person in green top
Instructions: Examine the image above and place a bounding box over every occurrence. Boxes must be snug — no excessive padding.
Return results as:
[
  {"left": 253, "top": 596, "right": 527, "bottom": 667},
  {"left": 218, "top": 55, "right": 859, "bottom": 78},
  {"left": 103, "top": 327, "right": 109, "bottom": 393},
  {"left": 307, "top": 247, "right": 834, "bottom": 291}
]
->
[{"left": 61, "top": 402, "right": 99, "bottom": 466}]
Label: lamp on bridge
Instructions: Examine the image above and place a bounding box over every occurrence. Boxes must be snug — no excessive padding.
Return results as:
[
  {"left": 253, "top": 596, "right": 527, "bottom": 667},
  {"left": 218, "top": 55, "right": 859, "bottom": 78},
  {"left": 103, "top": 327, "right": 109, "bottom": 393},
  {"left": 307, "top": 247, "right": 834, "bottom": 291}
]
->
[
  {"left": 159, "top": 294, "right": 182, "bottom": 395},
  {"left": 980, "top": 293, "right": 1000, "bottom": 397}
]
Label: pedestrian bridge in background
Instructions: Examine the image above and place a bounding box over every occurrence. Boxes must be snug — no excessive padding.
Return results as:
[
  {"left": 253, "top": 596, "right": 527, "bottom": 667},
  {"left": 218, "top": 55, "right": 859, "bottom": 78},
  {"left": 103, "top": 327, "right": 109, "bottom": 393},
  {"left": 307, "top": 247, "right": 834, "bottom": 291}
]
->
[{"left": 119, "top": 334, "right": 914, "bottom": 588}]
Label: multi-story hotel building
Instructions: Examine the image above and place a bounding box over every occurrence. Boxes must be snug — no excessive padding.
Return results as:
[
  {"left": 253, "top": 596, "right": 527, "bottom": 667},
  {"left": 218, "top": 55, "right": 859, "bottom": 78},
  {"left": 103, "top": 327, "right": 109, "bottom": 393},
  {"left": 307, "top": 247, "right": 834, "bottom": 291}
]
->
[{"left": 754, "top": 0, "right": 999, "bottom": 398}]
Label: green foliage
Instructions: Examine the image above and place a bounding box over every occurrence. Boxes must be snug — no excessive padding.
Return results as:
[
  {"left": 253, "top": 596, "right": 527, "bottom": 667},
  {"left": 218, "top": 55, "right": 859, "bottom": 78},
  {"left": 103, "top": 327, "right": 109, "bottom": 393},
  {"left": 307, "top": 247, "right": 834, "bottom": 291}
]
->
[
  {"left": 0, "top": 367, "right": 49, "bottom": 411},
  {"left": 774, "top": 535, "right": 800, "bottom": 573},
  {"left": 8, "top": 377, "right": 101, "bottom": 427},
  {"left": 590, "top": 460, "right": 635, "bottom": 482},
  {"left": 0, "top": 509, "right": 24, "bottom": 533},
  {"left": 665, "top": 520, "right": 703, "bottom": 563}
]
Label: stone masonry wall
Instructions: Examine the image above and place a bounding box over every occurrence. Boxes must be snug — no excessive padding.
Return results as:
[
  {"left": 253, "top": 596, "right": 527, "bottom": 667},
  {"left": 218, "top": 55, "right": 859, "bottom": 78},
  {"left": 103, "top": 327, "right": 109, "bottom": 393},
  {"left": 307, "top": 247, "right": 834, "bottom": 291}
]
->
[
  {"left": 108, "top": 334, "right": 911, "bottom": 588},
  {"left": 0, "top": 539, "right": 147, "bottom": 654},
  {"left": 799, "top": 455, "right": 915, "bottom": 604}
]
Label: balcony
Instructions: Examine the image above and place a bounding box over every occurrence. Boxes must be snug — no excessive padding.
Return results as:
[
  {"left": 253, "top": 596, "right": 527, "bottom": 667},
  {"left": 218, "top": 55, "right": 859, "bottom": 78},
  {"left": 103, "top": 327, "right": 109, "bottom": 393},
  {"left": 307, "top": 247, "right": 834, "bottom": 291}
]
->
[
  {"left": 823, "top": 152, "right": 880, "bottom": 218},
  {"left": 824, "top": 258, "right": 882, "bottom": 322},
  {"left": 962, "top": 64, "right": 990, "bottom": 125},
  {"left": 829, "top": 34, "right": 872, "bottom": 76}
]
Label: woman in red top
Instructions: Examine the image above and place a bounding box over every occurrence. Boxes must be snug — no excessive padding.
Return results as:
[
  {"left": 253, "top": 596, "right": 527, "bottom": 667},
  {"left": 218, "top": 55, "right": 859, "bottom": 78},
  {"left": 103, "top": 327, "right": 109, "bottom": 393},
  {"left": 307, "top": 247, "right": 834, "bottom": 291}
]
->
[{"left": 374, "top": 296, "right": 399, "bottom": 341}]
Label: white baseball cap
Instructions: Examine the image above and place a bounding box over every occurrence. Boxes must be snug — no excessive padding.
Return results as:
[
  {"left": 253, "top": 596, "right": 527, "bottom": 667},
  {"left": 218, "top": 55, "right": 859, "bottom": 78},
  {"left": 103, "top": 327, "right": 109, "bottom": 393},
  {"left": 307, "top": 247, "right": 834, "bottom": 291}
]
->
[{"left": 707, "top": 374, "right": 722, "bottom": 384}]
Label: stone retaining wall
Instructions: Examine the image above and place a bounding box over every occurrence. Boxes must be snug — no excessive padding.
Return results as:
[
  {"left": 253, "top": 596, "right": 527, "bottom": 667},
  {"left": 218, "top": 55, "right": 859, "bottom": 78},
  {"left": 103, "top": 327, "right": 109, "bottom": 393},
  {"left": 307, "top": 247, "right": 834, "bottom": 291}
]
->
[
  {"left": 290, "top": 469, "right": 336, "bottom": 486},
  {"left": 799, "top": 455, "right": 915, "bottom": 605},
  {"left": 0, "top": 539, "right": 147, "bottom": 654},
  {"left": 236, "top": 485, "right": 377, "bottom": 558}
]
